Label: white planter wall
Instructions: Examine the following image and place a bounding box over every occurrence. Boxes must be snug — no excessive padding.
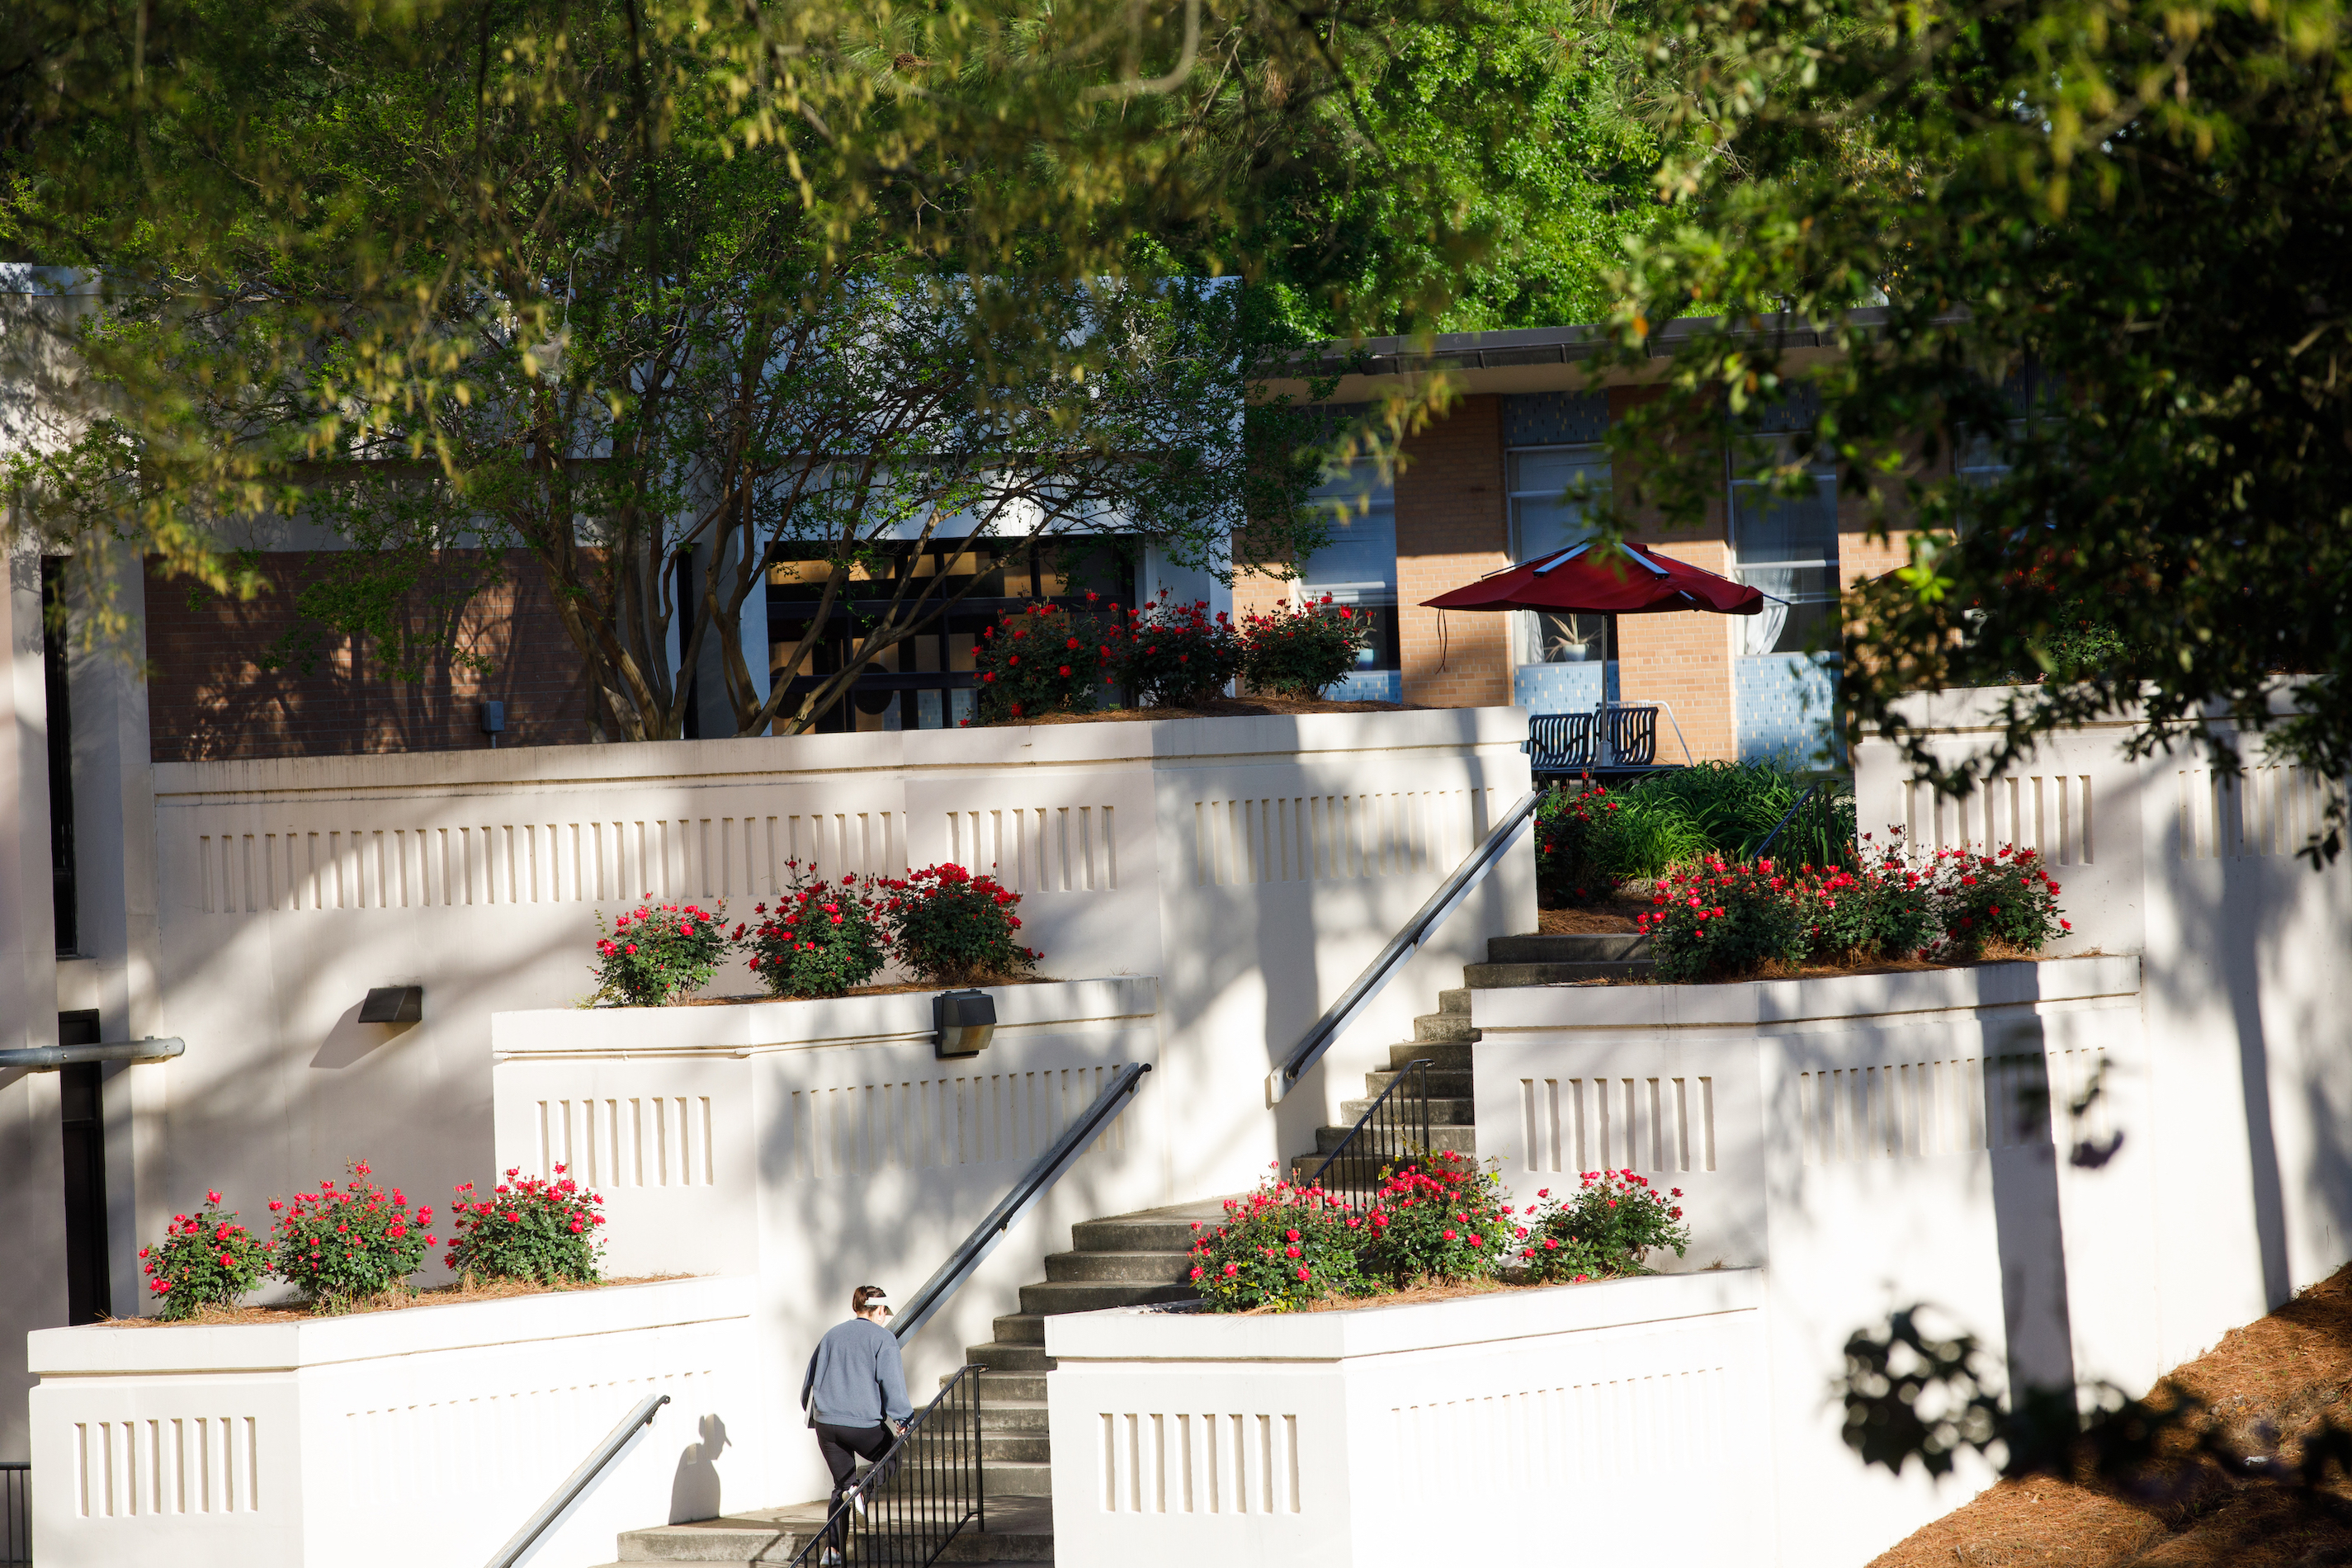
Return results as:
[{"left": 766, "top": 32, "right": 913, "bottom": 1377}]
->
[
  {"left": 26, "top": 1277, "right": 761, "bottom": 1568},
  {"left": 1044, "top": 1273, "right": 1769, "bottom": 1567},
  {"left": 1857, "top": 693, "right": 2352, "bottom": 1366},
  {"left": 491, "top": 980, "right": 1168, "bottom": 1507},
  {"left": 1472, "top": 956, "right": 2173, "bottom": 1566}
]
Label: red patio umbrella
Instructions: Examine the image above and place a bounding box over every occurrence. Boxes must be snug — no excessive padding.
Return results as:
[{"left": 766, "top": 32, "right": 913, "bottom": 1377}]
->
[{"left": 1420, "top": 540, "right": 1765, "bottom": 616}]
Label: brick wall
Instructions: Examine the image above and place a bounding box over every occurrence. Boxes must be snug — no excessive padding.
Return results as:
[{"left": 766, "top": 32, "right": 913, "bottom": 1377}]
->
[
  {"left": 1395, "top": 395, "right": 1511, "bottom": 709},
  {"left": 144, "top": 550, "right": 593, "bottom": 761}
]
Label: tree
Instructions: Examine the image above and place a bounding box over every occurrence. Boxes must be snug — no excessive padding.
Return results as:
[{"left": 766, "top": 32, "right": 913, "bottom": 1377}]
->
[
  {"left": 5, "top": 0, "right": 1513, "bottom": 736},
  {"left": 1580, "top": 0, "right": 2352, "bottom": 856}
]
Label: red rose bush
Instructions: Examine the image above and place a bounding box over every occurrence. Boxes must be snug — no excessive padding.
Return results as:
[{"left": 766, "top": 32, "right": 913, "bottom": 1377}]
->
[
  {"left": 882, "top": 862, "right": 1040, "bottom": 985},
  {"left": 741, "top": 863, "right": 891, "bottom": 998},
  {"left": 1237, "top": 594, "right": 1369, "bottom": 699},
  {"left": 1187, "top": 1169, "right": 1372, "bottom": 1312},
  {"left": 592, "top": 900, "right": 731, "bottom": 1004},
  {"left": 267, "top": 1160, "right": 436, "bottom": 1313},
  {"left": 445, "top": 1164, "right": 607, "bottom": 1285},
  {"left": 139, "top": 1191, "right": 270, "bottom": 1320},
  {"left": 1514, "top": 1170, "right": 1692, "bottom": 1283}
]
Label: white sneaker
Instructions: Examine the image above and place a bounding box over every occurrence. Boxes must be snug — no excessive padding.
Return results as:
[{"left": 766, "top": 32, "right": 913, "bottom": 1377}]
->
[
  {"left": 850, "top": 1487, "right": 867, "bottom": 1517},
  {"left": 821, "top": 1550, "right": 843, "bottom": 1566}
]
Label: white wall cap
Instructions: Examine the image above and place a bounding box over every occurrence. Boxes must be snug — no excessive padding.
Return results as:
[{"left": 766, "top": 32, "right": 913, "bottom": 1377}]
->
[
  {"left": 1044, "top": 1267, "right": 1762, "bottom": 1363},
  {"left": 491, "top": 976, "right": 1159, "bottom": 1058},
  {"left": 1470, "top": 953, "right": 2142, "bottom": 1032},
  {"left": 27, "top": 1273, "right": 753, "bottom": 1377},
  {"left": 153, "top": 707, "right": 1533, "bottom": 801}
]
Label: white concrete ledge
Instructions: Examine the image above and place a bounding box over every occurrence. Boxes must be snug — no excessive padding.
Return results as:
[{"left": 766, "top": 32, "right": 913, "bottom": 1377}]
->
[
  {"left": 27, "top": 1273, "right": 749, "bottom": 1376},
  {"left": 491, "top": 975, "right": 1160, "bottom": 1059},
  {"left": 1045, "top": 1267, "right": 1762, "bottom": 1363},
  {"left": 1471, "top": 952, "right": 2141, "bottom": 1032}
]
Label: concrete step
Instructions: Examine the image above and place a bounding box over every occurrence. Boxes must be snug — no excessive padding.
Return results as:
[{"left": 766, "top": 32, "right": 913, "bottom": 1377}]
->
[
  {"left": 1434, "top": 987, "right": 1473, "bottom": 1014},
  {"left": 982, "top": 1432, "right": 1051, "bottom": 1463},
  {"left": 978, "top": 1400, "right": 1049, "bottom": 1433},
  {"left": 993, "top": 1313, "right": 1047, "bottom": 1345},
  {"left": 1462, "top": 960, "right": 1651, "bottom": 987},
  {"left": 890, "top": 1456, "right": 1052, "bottom": 1496},
  {"left": 612, "top": 1513, "right": 808, "bottom": 1562},
  {"left": 1310, "top": 1122, "right": 1475, "bottom": 1156},
  {"left": 1387, "top": 1040, "right": 1473, "bottom": 1072},
  {"left": 602, "top": 1495, "right": 1055, "bottom": 1566},
  {"left": 1363, "top": 1066, "right": 1474, "bottom": 1099},
  {"left": 1043, "top": 1249, "right": 1195, "bottom": 1284},
  {"left": 1018, "top": 1280, "right": 1195, "bottom": 1316},
  {"left": 1067, "top": 1198, "right": 1234, "bottom": 1254},
  {"left": 1411, "top": 1011, "right": 1482, "bottom": 1043},
  {"left": 975, "top": 1367, "right": 1049, "bottom": 1400},
  {"left": 1337, "top": 1094, "right": 1474, "bottom": 1127},
  {"left": 1490, "top": 932, "right": 1652, "bottom": 963},
  {"left": 968, "top": 1339, "right": 1053, "bottom": 1372}
]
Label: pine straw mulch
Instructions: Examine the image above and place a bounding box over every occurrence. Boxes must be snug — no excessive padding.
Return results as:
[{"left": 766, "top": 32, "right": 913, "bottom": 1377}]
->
[
  {"left": 1873, "top": 1263, "right": 2352, "bottom": 1568},
  {"left": 99, "top": 1273, "right": 691, "bottom": 1326},
  {"left": 1538, "top": 902, "right": 1648, "bottom": 934},
  {"left": 677, "top": 975, "right": 1053, "bottom": 1006}
]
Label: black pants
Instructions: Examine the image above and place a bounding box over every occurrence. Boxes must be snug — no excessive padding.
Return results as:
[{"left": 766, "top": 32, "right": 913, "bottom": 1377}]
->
[{"left": 815, "top": 1420, "right": 898, "bottom": 1549}]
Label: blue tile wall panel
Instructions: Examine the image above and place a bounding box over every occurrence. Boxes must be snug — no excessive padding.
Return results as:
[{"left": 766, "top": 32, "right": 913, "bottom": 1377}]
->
[
  {"left": 1513, "top": 662, "right": 1619, "bottom": 714},
  {"left": 1502, "top": 392, "right": 1609, "bottom": 448},
  {"left": 1734, "top": 654, "right": 1840, "bottom": 765},
  {"left": 1323, "top": 668, "right": 1403, "bottom": 704}
]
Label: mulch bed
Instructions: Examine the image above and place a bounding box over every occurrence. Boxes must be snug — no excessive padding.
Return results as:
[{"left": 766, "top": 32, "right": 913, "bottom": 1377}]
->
[
  {"left": 677, "top": 976, "right": 1056, "bottom": 1006},
  {"left": 1872, "top": 1264, "right": 2352, "bottom": 1567},
  {"left": 99, "top": 1273, "right": 690, "bottom": 1326}
]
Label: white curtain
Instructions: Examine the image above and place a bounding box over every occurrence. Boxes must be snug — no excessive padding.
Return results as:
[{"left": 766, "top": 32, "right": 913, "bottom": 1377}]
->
[{"left": 1740, "top": 566, "right": 1797, "bottom": 656}]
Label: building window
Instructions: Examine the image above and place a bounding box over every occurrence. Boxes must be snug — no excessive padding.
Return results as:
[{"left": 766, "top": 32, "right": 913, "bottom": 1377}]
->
[
  {"left": 1506, "top": 446, "right": 1614, "bottom": 668},
  {"left": 1729, "top": 437, "right": 1840, "bottom": 656},
  {"left": 1300, "top": 461, "right": 1400, "bottom": 673}
]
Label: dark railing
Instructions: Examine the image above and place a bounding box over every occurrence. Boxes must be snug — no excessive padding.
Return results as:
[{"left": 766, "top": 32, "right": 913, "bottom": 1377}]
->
[
  {"left": 1270, "top": 791, "right": 1540, "bottom": 1104},
  {"left": 482, "top": 1395, "right": 669, "bottom": 1568},
  {"left": 1306, "top": 1059, "right": 1433, "bottom": 1204},
  {"left": 892, "top": 1063, "right": 1152, "bottom": 1343},
  {"left": 1750, "top": 778, "right": 1857, "bottom": 867},
  {"left": 789, "top": 1363, "right": 984, "bottom": 1567},
  {"left": 2, "top": 1462, "right": 29, "bottom": 1567}
]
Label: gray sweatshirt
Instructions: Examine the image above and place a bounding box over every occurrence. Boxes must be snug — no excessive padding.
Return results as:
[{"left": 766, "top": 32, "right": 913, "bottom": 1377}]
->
[{"left": 801, "top": 1316, "right": 913, "bottom": 1428}]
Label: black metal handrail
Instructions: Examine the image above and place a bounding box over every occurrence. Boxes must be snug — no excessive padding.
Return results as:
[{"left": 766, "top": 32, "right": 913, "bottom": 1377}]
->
[
  {"left": 482, "top": 1394, "right": 668, "bottom": 1568},
  {"left": 1269, "top": 789, "right": 1540, "bottom": 1104},
  {"left": 790, "top": 1363, "right": 985, "bottom": 1567},
  {"left": 1306, "top": 1059, "right": 1433, "bottom": 1204},
  {"left": 1751, "top": 782, "right": 1821, "bottom": 862},
  {"left": 2, "top": 1462, "right": 27, "bottom": 1567},
  {"left": 891, "top": 1062, "right": 1151, "bottom": 1344}
]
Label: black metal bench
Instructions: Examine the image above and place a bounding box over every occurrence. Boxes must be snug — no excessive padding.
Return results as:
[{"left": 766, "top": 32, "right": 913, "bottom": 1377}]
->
[{"left": 1527, "top": 704, "right": 1665, "bottom": 778}]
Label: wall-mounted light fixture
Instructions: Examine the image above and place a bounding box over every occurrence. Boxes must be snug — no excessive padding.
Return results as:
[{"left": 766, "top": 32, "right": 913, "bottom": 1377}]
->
[
  {"left": 359, "top": 986, "right": 424, "bottom": 1024},
  {"left": 479, "top": 701, "right": 506, "bottom": 749},
  {"left": 933, "top": 989, "right": 995, "bottom": 1059}
]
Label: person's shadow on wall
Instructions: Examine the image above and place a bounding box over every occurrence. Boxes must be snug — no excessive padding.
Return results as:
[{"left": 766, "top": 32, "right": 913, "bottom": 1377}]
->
[{"left": 669, "top": 1413, "right": 730, "bottom": 1523}]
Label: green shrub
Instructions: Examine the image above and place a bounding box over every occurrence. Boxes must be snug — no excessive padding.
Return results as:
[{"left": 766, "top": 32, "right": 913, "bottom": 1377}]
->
[
  {"left": 268, "top": 1160, "right": 434, "bottom": 1312},
  {"left": 1117, "top": 592, "right": 1241, "bottom": 706},
  {"left": 1361, "top": 1151, "right": 1511, "bottom": 1287},
  {"left": 1796, "top": 843, "right": 1939, "bottom": 961},
  {"left": 444, "top": 1164, "right": 607, "bottom": 1285},
  {"left": 593, "top": 900, "right": 731, "bottom": 1005},
  {"left": 1601, "top": 762, "right": 1857, "bottom": 879},
  {"left": 139, "top": 1192, "right": 270, "bottom": 1320},
  {"left": 973, "top": 600, "right": 1122, "bottom": 722},
  {"left": 1514, "top": 1170, "right": 1691, "bottom": 1282},
  {"left": 884, "top": 862, "right": 1041, "bottom": 985},
  {"left": 742, "top": 865, "right": 890, "bottom": 998},
  {"left": 1237, "top": 596, "right": 1369, "bottom": 698},
  {"left": 1187, "top": 1172, "right": 1373, "bottom": 1311}
]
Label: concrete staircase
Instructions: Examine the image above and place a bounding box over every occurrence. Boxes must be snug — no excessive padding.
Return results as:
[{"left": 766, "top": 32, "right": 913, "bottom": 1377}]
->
[
  {"left": 595, "top": 929, "right": 1649, "bottom": 1567},
  {"left": 1291, "top": 931, "right": 1653, "bottom": 1183}
]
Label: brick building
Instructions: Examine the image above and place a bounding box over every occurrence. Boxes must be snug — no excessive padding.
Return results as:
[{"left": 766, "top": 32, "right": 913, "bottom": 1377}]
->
[{"left": 1247, "top": 317, "right": 1924, "bottom": 765}]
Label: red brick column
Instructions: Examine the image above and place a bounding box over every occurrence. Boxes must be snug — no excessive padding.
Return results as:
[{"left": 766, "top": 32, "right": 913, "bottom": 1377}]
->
[{"left": 1395, "top": 396, "right": 1511, "bottom": 709}]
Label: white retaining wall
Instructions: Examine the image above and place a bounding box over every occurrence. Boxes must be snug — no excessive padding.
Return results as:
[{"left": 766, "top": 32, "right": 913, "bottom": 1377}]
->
[
  {"left": 26, "top": 1277, "right": 762, "bottom": 1568},
  {"left": 490, "top": 980, "right": 1169, "bottom": 1507},
  {"left": 1044, "top": 1272, "right": 1769, "bottom": 1567},
  {"left": 1474, "top": 956, "right": 2146, "bottom": 1566}
]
